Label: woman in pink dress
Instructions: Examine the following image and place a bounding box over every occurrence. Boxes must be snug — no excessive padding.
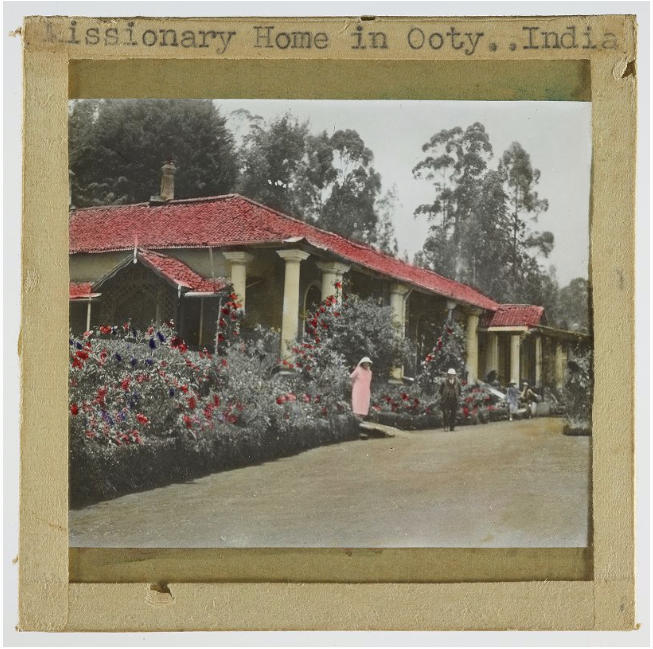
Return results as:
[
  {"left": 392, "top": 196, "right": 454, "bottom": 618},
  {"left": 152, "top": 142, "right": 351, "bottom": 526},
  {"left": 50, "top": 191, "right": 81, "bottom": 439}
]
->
[{"left": 350, "top": 357, "right": 373, "bottom": 417}]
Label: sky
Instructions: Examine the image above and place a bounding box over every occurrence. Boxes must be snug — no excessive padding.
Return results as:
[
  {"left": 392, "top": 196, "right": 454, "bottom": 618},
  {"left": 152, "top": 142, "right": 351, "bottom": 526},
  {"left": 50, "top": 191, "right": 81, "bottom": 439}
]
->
[{"left": 217, "top": 99, "right": 592, "bottom": 286}]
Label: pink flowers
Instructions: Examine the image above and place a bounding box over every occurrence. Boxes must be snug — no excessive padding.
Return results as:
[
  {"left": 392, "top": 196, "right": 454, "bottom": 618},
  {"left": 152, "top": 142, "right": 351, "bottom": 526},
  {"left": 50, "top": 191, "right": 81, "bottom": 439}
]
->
[{"left": 276, "top": 393, "right": 297, "bottom": 405}]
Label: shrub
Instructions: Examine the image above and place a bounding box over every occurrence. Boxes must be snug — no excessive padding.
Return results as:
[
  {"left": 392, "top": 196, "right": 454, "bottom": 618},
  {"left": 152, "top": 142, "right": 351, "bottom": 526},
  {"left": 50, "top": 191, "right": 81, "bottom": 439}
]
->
[
  {"left": 417, "top": 320, "right": 467, "bottom": 393},
  {"left": 69, "top": 322, "right": 227, "bottom": 446},
  {"left": 293, "top": 282, "right": 410, "bottom": 382},
  {"left": 70, "top": 412, "right": 360, "bottom": 508},
  {"left": 460, "top": 383, "right": 508, "bottom": 425},
  {"left": 563, "top": 345, "right": 593, "bottom": 434}
]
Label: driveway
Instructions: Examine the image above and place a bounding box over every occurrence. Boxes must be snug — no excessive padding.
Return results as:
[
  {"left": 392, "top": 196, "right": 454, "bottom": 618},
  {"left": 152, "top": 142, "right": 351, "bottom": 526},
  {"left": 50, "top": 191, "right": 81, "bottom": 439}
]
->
[{"left": 69, "top": 417, "right": 590, "bottom": 548}]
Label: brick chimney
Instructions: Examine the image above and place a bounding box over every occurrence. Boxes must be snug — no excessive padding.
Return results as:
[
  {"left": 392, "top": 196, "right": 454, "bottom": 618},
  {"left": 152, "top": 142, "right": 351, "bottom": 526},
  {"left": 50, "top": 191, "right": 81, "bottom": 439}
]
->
[{"left": 159, "top": 161, "right": 176, "bottom": 201}]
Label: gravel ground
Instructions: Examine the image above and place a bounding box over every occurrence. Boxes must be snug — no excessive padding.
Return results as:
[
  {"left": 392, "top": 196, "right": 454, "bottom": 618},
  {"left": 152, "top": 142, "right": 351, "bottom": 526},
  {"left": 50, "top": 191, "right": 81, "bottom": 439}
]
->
[{"left": 69, "top": 417, "right": 590, "bottom": 548}]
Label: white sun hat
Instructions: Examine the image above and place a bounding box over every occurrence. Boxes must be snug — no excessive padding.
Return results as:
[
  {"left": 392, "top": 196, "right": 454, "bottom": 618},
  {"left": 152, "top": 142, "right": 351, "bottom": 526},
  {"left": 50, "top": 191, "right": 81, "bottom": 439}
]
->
[
  {"left": 359, "top": 357, "right": 373, "bottom": 365},
  {"left": 447, "top": 368, "right": 457, "bottom": 375}
]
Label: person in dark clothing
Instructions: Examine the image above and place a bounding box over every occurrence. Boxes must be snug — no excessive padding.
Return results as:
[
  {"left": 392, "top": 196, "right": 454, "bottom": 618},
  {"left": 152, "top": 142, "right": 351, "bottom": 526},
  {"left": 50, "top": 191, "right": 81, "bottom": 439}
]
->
[{"left": 439, "top": 368, "right": 462, "bottom": 431}]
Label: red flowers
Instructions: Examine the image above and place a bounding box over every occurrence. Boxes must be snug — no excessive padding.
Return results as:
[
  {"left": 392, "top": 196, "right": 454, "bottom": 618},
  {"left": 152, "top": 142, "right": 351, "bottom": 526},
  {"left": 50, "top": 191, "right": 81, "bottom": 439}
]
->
[
  {"left": 70, "top": 403, "right": 79, "bottom": 416},
  {"left": 120, "top": 378, "right": 130, "bottom": 391},
  {"left": 136, "top": 413, "right": 149, "bottom": 424},
  {"left": 187, "top": 396, "right": 197, "bottom": 410},
  {"left": 99, "top": 325, "right": 112, "bottom": 335}
]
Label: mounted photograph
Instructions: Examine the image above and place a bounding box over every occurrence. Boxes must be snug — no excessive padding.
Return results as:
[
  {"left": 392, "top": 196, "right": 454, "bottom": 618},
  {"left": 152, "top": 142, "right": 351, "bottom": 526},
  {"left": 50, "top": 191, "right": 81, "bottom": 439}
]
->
[{"left": 67, "top": 98, "right": 593, "bottom": 548}]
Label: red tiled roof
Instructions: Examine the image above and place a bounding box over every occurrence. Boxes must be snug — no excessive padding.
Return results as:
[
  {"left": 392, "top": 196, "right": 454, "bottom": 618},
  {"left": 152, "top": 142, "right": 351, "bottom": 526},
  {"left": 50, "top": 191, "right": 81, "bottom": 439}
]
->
[
  {"left": 69, "top": 282, "right": 100, "bottom": 299},
  {"left": 70, "top": 195, "right": 499, "bottom": 310},
  {"left": 481, "top": 304, "right": 545, "bottom": 328},
  {"left": 138, "top": 249, "right": 227, "bottom": 294}
]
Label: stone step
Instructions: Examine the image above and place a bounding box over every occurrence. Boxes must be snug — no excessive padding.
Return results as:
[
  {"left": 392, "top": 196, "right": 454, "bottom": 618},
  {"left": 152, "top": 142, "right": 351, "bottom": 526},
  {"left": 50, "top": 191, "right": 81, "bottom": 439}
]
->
[{"left": 359, "top": 422, "right": 413, "bottom": 439}]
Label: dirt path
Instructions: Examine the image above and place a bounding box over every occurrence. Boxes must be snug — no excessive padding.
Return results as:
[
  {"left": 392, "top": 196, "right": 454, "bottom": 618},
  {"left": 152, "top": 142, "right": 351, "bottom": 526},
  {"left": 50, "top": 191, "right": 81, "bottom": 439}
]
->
[{"left": 69, "top": 417, "right": 590, "bottom": 548}]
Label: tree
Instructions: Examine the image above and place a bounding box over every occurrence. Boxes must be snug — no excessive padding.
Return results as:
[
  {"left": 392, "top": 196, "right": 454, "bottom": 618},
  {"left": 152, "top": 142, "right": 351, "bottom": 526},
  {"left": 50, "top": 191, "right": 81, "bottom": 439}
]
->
[
  {"left": 497, "top": 141, "right": 551, "bottom": 282},
  {"left": 412, "top": 123, "right": 493, "bottom": 279},
  {"left": 69, "top": 99, "right": 238, "bottom": 207},
  {"left": 235, "top": 117, "right": 385, "bottom": 242},
  {"left": 558, "top": 278, "right": 590, "bottom": 332},
  {"left": 412, "top": 126, "right": 563, "bottom": 321},
  {"left": 374, "top": 186, "right": 400, "bottom": 256},
  {"left": 236, "top": 114, "right": 330, "bottom": 220},
  {"left": 459, "top": 169, "right": 512, "bottom": 296},
  {"left": 319, "top": 130, "right": 383, "bottom": 243}
]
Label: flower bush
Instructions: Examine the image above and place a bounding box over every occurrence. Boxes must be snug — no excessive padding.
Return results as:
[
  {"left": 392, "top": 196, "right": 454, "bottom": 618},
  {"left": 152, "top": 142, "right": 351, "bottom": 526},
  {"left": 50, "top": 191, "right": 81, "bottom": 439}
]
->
[
  {"left": 69, "top": 321, "right": 229, "bottom": 447},
  {"left": 459, "top": 383, "right": 508, "bottom": 425},
  {"left": 418, "top": 320, "right": 467, "bottom": 393},
  {"left": 292, "top": 282, "right": 411, "bottom": 384}
]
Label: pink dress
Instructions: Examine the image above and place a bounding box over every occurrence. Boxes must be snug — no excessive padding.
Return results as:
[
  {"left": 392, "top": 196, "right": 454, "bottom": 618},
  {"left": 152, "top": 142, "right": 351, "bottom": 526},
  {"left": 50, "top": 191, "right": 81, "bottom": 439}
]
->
[{"left": 350, "top": 366, "right": 372, "bottom": 416}]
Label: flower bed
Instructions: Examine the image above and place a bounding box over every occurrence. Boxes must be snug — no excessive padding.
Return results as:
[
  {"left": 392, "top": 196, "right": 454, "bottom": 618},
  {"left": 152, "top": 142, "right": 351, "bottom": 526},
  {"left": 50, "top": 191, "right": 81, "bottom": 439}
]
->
[
  {"left": 368, "top": 382, "right": 508, "bottom": 430},
  {"left": 69, "top": 315, "right": 360, "bottom": 508}
]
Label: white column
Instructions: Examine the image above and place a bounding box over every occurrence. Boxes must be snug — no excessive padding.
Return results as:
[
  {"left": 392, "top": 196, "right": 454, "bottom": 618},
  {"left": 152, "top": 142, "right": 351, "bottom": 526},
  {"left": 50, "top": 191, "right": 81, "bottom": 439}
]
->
[
  {"left": 534, "top": 335, "right": 543, "bottom": 388},
  {"left": 485, "top": 332, "right": 499, "bottom": 377},
  {"left": 389, "top": 282, "right": 410, "bottom": 382},
  {"left": 465, "top": 308, "right": 482, "bottom": 383},
  {"left": 555, "top": 341, "right": 565, "bottom": 389},
  {"left": 277, "top": 249, "right": 311, "bottom": 357},
  {"left": 86, "top": 302, "right": 92, "bottom": 331},
  {"left": 198, "top": 297, "right": 205, "bottom": 346},
  {"left": 315, "top": 261, "right": 351, "bottom": 301},
  {"left": 446, "top": 299, "right": 457, "bottom": 322},
  {"left": 510, "top": 334, "right": 521, "bottom": 385},
  {"left": 223, "top": 252, "right": 253, "bottom": 310}
]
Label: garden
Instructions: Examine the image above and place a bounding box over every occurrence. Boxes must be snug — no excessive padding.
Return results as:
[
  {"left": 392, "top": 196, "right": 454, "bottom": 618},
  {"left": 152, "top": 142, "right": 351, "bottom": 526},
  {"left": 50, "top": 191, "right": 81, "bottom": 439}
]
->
[{"left": 69, "top": 284, "right": 591, "bottom": 507}]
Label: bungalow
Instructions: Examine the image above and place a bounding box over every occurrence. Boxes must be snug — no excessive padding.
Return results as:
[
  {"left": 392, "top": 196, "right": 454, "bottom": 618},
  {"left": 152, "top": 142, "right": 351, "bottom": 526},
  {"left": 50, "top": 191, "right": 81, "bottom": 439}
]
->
[{"left": 69, "top": 165, "right": 588, "bottom": 389}]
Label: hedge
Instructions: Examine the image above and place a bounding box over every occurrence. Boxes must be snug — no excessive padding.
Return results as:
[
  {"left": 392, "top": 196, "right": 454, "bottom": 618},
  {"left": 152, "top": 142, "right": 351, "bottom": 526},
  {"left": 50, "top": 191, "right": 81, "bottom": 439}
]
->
[{"left": 70, "top": 413, "right": 359, "bottom": 508}]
